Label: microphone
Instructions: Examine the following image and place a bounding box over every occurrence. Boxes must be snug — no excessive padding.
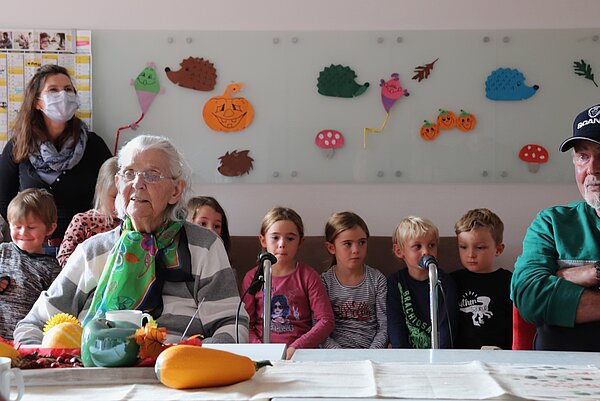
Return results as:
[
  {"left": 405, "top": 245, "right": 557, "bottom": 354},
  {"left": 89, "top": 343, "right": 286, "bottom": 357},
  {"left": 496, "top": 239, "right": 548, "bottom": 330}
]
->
[
  {"left": 247, "top": 252, "right": 277, "bottom": 295},
  {"left": 418, "top": 255, "right": 438, "bottom": 270}
]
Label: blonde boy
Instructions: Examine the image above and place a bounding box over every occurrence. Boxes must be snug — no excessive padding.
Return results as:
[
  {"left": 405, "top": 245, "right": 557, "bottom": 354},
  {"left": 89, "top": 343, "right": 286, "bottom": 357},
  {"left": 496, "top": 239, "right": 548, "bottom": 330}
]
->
[
  {"left": 387, "top": 216, "right": 458, "bottom": 349},
  {"left": 451, "top": 208, "right": 512, "bottom": 349},
  {"left": 0, "top": 188, "right": 61, "bottom": 340}
]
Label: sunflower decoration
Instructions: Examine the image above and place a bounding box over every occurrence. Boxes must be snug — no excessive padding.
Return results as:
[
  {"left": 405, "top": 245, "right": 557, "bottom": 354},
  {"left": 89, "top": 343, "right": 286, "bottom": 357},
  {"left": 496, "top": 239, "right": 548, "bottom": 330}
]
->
[
  {"left": 41, "top": 313, "right": 83, "bottom": 348},
  {"left": 135, "top": 321, "right": 168, "bottom": 359},
  {"left": 43, "top": 313, "right": 80, "bottom": 334}
]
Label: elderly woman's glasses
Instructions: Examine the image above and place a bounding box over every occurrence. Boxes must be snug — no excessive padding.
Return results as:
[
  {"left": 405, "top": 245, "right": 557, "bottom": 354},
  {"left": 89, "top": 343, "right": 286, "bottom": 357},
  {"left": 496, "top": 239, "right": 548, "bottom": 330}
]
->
[{"left": 118, "top": 169, "right": 172, "bottom": 184}]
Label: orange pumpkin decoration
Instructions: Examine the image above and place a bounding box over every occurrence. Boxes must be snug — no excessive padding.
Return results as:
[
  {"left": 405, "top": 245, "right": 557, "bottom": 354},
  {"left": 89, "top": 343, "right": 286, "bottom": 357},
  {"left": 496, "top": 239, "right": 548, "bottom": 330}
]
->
[
  {"left": 437, "top": 109, "right": 456, "bottom": 130},
  {"left": 203, "top": 83, "right": 254, "bottom": 132},
  {"left": 420, "top": 120, "right": 439, "bottom": 141},
  {"left": 456, "top": 109, "right": 476, "bottom": 132}
]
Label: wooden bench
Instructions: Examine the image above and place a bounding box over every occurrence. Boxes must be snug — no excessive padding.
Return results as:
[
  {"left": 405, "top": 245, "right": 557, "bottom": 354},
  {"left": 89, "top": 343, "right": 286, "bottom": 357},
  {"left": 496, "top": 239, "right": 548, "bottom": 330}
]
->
[{"left": 229, "top": 236, "right": 461, "bottom": 288}]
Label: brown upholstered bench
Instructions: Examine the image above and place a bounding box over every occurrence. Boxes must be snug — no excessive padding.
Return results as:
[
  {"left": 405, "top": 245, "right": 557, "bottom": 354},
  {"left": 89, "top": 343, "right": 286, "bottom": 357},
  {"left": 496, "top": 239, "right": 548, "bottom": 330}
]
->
[{"left": 229, "top": 236, "right": 461, "bottom": 289}]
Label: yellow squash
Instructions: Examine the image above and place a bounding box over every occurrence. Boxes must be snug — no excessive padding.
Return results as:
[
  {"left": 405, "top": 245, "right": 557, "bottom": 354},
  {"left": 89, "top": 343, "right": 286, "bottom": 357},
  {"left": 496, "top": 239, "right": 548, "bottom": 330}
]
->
[
  {"left": 0, "top": 342, "right": 19, "bottom": 359},
  {"left": 155, "top": 345, "right": 271, "bottom": 389}
]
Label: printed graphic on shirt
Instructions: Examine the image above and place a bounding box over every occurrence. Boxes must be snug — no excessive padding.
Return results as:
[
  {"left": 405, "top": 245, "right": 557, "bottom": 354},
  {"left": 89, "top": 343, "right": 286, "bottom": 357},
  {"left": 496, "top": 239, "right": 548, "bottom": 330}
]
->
[
  {"left": 271, "top": 294, "right": 293, "bottom": 333},
  {"left": 459, "top": 290, "right": 493, "bottom": 327},
  {"left": 398, "top": 282, "right": 431, "bottom": 348},
  {"left": 334, "top": 300, "right": 371, "bottom": 321}
]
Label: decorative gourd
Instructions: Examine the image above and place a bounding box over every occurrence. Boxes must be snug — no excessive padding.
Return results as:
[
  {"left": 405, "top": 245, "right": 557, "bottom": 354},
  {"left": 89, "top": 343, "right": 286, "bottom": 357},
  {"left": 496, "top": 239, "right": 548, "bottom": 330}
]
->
[
  {"left": 0, "top": 340, "right": 19, "bottom": 360},
  {"left": 456, "top": 109, "right": 477, "bottom": 132},
  {"left": 437, "top": 109, "right": 456, "bottom": 130},
  {"left": 155, "top": 345, "right": 271, "bottom": 389},
  {"left": 420, "top": 120, "right": 439, "bottom": 141},
  {"left": 202, "top": 83, "right": 254, "bottom": 132},
  {"left": 41, "top": 322, "right": 83, "bottom": 348}
]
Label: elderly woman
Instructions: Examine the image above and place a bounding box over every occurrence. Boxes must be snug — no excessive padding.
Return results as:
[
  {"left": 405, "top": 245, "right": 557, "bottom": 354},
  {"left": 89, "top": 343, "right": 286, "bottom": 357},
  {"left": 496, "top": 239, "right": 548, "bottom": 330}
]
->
[{"left": 14, "top": 135, "right": 248, "bottom": 344}]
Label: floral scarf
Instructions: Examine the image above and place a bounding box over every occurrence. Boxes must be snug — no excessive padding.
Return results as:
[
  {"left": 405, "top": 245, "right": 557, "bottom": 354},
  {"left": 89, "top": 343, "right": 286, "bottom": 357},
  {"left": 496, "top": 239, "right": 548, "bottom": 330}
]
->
[
  {"left": 83, "top": 217, "right": 183, "bottom": 325},
  {"left": 29, "top": 128, "right": 88, "bottom": 185}
]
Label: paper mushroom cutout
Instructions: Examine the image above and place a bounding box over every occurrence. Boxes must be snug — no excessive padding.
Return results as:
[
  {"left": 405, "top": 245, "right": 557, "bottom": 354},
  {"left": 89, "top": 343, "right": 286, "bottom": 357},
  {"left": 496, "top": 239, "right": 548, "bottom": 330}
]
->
[
  {"left": 519, "top": 144, "right": 548, "bottom": 173},
  {"left": 315, "top": 130, "right": 344, "bottom": 158}
]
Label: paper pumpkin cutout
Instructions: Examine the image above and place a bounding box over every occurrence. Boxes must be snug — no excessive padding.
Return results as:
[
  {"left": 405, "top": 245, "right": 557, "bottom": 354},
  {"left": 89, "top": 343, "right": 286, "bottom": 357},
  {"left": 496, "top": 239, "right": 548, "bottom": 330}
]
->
[
  {"left": 412, "top": 58, "right": 439, "bottom": 82},
  {"left": 317, "top": 65, "right": 369, "bottom": 98},
  {"left": 114, "top": 62, "right": 165, "bottom": 154},
  {"left": 456, "top": 109, "right": 477, "bottom": 132},
  {"left": 203, "top": 83, "right": 254, "bottom": 132},
  {"left": 315, "top": 130, "right": 344, "bottom": 159},
  {"left": 573, "top": 60, "right": 598, "bottom": 87},
  {"left": 165, "top": 57, "right": 217, "bottom": 91},
  {"left": 485, "top": 68, "right": 539, "bottom": 101},
  {"left": 363, "top": 73, "right": 409, "bottom": 148},
  {"left": 218, "top": 150, "right": 254, "bottom": 176},
  {"left": 420, "top": 120, "right": 439, "bottom": 141},
  {"left": 519, "top": 144, "right": 548, "bottom": 173},
  {"left": 437, "top": 109, "right": 457, "bottom": 130}
]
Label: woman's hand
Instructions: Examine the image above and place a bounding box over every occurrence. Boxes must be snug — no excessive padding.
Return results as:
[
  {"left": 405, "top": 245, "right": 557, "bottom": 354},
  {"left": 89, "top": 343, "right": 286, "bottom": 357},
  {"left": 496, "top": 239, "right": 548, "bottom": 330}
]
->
[
  {"left": 285, "top": 346, "right": 296, "bottom": 360},
  {"left": 556, "top": 264, "right": 598, "bottom": 288}
]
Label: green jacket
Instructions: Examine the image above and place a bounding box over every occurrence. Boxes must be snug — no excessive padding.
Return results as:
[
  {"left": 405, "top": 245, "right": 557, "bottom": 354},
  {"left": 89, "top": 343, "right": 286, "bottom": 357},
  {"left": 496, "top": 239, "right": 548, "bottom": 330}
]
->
[{"left": 511, "top": 201, "right": 600, "bottom": 328}]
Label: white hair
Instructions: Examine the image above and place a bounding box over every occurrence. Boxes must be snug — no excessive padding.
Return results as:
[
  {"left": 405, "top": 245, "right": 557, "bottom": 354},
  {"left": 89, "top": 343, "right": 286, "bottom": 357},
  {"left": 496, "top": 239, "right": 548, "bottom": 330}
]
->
[{"left": 114, "top": 135, "right": 191, "bottom": 222}]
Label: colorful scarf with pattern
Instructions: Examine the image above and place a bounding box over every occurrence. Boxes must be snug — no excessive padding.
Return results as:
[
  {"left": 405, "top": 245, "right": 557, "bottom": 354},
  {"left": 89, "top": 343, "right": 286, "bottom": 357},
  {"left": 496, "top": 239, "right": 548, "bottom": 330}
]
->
[{"left": 83, "top": 217, "right": 183, "bottom": 325}]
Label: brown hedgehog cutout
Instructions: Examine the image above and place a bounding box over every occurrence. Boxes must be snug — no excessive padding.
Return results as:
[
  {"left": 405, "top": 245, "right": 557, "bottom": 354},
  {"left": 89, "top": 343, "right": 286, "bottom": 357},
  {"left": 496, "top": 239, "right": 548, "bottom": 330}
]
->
[
  {"left": 218, "top": 150, "right": 254, "bottom": 177},
  {"left": 165, "top": 57, "right": 217, "bottom": 91}
]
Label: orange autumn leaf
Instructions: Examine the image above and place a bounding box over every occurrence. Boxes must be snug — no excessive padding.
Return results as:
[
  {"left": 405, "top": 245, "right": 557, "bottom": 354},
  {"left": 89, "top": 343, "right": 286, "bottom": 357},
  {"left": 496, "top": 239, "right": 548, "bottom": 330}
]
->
[
  {"left": 125, "top": 253, "right": 140, "bottom": 263},
  {"left": 135, "top": 325, "right": 167, "bottom": 359}
]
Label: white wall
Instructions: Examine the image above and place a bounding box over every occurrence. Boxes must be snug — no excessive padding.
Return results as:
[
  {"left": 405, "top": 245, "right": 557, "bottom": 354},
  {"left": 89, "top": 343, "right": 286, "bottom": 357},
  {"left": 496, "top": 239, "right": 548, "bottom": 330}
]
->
[{"left": 1, "top": 0, "right": 594, "bottom": 268}]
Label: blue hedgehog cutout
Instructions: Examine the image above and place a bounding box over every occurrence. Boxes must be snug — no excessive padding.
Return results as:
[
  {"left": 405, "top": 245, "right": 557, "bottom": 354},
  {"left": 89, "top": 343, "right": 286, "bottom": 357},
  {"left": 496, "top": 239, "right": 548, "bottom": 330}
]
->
[{"left": 485, "top": 68, "right": 539, "bottom": 101}]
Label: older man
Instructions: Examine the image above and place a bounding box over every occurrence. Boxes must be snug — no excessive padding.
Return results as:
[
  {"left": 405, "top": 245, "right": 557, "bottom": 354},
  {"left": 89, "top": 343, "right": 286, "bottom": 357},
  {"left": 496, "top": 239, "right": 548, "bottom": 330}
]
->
[{"left": 512, "top": 104, "right": 600, "bottom": 351}]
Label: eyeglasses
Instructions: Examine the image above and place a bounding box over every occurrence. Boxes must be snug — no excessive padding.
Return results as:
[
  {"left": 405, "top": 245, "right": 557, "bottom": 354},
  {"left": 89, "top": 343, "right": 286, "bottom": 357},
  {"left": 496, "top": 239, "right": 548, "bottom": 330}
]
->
[{"left": 118, "top": 169, "right": 173, "bottom": 184}]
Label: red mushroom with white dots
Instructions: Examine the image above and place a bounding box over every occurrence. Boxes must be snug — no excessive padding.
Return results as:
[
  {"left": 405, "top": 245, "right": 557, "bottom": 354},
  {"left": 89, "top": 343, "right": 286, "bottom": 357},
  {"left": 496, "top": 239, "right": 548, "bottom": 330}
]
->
[
  {"left": 519, "top": 144, "right": 549, "bottom": 173},
  {"left": 315, "top": 130, "right": 344, "bottom": 159}
]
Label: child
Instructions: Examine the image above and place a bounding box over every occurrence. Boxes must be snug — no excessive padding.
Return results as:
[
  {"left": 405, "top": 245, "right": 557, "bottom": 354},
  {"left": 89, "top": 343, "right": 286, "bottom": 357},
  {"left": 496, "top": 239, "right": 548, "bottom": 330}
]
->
[
  {"left": 0, "top": 188, "right": 60, "bottom": 340},
  {"left": 241, "top": 207, "right": 334, "bottom": 359},
  {"left": 187, "top": 196, "right": 231, "bottom": 254},
  {"left": 451, "top": 208, "right": 513, "bottom": 350},
  {"left": 387, "top": 216, "right": 458, "bottom": 349},
  {"left": 57, "top": 157, "right": 121, "bottom": 267},
  {"left": 321, "top": 211, "right": 388, "bottom": 348}
]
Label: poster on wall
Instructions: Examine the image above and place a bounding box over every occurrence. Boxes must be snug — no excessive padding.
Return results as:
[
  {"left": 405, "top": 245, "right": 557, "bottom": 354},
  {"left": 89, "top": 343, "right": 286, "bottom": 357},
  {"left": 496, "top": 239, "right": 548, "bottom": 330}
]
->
[{"left": 0, "top": 29, "right": 91, "bottom": 151}]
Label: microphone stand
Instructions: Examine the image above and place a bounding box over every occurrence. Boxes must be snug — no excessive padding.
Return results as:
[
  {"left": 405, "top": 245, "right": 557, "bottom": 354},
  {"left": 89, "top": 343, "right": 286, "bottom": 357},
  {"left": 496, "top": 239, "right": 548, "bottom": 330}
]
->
[
  {"left": 259, "top": 252, "right": 277, "bottom": 344},
  {"left": 428, "top": 264, "right": 439, "bottom": 349}
]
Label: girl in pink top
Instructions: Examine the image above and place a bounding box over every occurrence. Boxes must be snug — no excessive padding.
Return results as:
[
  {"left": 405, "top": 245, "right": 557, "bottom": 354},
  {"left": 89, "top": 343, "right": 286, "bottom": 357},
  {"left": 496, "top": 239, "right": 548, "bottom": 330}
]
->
[{"left": 241, "top": 207, "right": 334, "bottom": 359}]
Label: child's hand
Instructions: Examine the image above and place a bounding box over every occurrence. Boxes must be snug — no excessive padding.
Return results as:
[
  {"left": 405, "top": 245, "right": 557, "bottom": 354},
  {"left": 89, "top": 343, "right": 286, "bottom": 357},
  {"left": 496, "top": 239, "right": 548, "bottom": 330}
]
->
[{"left": 285, "top": 346, "right": 296, "bottom": 360}]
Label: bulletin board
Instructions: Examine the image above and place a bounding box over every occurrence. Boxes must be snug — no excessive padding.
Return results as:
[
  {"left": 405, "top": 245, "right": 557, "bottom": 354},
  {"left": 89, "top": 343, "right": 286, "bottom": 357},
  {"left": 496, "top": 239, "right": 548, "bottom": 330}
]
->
[
  {"left": 89, "top": 29, "right": 600, "bottom": 184},
  {"left": 0, "top": 29, "right": 93, "bottom": 152}
]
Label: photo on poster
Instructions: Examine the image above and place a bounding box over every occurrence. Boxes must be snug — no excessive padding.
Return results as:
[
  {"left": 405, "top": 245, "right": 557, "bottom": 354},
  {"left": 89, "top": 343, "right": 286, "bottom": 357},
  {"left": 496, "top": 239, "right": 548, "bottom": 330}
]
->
[
  {"left": 0, "top": 31, "right": 12, "bottom": 49},
  {"left": 11, "top": 30, "right": 35, "bottom": 50},
  {"left": 39, "top": 30, "right": 69, "bottom": 52}
]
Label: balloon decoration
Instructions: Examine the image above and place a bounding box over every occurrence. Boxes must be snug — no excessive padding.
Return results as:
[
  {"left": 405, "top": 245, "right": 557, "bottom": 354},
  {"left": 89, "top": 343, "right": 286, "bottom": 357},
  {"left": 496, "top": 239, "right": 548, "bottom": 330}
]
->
[
  {"left": 114, "top": 62, "right": 164, "bottom": 154},
  {"left": 363, "top": 73, "right": 409, "bottom": 148},
  {"left": 203, "top": 83, "right": 254, "bottom": 132}
]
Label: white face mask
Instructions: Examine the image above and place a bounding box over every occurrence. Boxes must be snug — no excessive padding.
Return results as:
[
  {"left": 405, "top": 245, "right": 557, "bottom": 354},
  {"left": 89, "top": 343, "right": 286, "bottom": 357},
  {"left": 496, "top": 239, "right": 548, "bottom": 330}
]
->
[{"left": 40, "top": 90, "right": 80, "bottom": 123}]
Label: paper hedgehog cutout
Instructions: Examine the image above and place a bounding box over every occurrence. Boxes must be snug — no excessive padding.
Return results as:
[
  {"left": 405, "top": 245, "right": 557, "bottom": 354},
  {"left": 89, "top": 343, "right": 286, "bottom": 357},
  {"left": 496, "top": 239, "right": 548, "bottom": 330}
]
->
[
  {"left": 317, "top": 65, "right": 369, "bottom": 98},
  {"left": 217, "top": 150, "right": 254, "bottom": 177},
  {"left": 485, "top": 68, "right": 539, "bottom": 101},
  {"left": 165, "top": 57, "right": 217, "bottom": 91}
]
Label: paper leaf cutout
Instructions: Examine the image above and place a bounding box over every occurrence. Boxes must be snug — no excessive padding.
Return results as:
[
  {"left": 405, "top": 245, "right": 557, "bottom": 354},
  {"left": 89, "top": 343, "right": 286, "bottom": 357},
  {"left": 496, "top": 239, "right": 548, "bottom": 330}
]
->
[
  {"left": 485, "top": 68, "right": 539, "bottom": 101},
  {"left": 218, "top": 150, "right": 254, "bottom": 176},
  {"left": 203, "top": 83, "right": 254, "bottom": 132},
  {"left": 165, "top": 57, "right": 217, "bottom": 91},
  {"left": 317, "top": 64, "right": 369, "bottom": 98},
  {"left": 573, "top": 59, "right": 598, "bottom": 87},
  {"left": 412, "top": 58, "right": 438, "bottom": 82}
]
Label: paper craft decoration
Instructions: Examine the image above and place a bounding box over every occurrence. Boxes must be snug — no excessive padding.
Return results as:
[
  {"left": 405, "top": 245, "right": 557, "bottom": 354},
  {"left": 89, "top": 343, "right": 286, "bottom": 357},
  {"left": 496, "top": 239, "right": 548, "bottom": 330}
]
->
[
  {"left": 412, "top": 58, "right": 439, "bottom": 82},
  {"left": 218, "top": 150, "right": 254, "bottom": 176},
  {"left": 165, "top": 57, "right": 217, "bottom": 91},
  {"left": 315, "top": 130, "right": 344, "bottom": 158},
  {"left": 437, "top": 109, "right": 456, "bottom": 130},
  {"left": 203, "top": 83, "right": 254, "bottom": 132},
  {"left": 317, "top": 65, "right": 369, "bottom": 98},
  {"left": 573, "top": 59, "right": 598, "bottom": 87},
  {"left": 114, "top": 63, "right": 164, "bottom": 154},
  {"left": 420, "top": 120, "right": 440, "bottom": 141},
  {"left": 519, "top": 144, "right": 548, "bottom": 173},
  {"left": 363, "top": 73, "right": 409, "bottom": 148},
  {"left": 485, "top": 68, "right": 539, "bottom": 101},
  {"left": 456, "top": 109, "right": 477, "bottom": 132}
]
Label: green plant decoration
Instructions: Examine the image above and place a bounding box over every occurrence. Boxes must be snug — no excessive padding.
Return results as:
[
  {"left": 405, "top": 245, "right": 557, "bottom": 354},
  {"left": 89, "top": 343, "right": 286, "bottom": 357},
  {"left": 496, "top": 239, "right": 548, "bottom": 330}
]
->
[{"left": 573, "top": 59, "right": 598, "bottom": 87}]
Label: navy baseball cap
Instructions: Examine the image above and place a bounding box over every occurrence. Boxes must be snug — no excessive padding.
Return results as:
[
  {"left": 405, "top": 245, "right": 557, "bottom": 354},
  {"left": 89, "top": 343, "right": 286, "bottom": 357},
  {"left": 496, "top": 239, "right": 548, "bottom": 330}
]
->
[{"left": 559, "top": 104, "right": 600, "bottom": 152}]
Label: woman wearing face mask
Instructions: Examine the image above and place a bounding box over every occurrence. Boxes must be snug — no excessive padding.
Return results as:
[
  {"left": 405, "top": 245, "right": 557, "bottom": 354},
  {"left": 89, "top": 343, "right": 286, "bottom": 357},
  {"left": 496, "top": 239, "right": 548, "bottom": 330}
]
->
[{"left": 0, "top": 64, "right": 112, "bottom": 254}]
